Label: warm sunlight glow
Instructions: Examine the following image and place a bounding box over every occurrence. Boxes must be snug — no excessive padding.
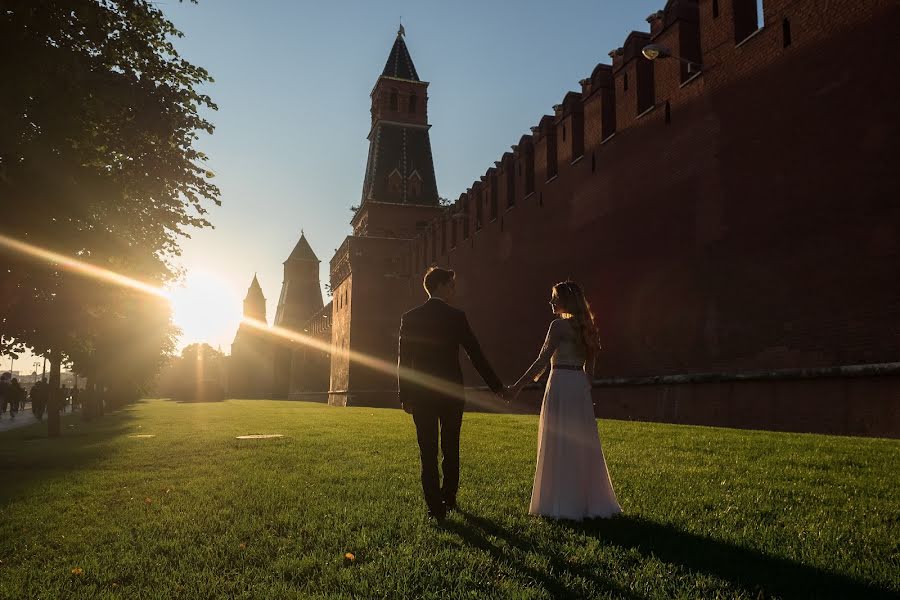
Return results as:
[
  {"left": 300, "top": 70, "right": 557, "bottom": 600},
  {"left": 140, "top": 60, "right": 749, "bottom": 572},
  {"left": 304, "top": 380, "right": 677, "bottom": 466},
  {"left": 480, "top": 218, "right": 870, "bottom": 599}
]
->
[
  {"left": 0, "top": 233, "right": 168, "bottom": 299},
  {"left": 240, "top": 316, "right": 481, "bottom": 405},
  {"left": 169, "top": 269, "right": 242, "bottom": 350}
]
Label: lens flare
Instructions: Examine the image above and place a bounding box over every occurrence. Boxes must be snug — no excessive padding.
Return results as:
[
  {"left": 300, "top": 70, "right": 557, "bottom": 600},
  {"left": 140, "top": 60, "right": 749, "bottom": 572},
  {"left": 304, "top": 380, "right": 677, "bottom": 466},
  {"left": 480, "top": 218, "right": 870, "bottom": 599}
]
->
[
  {"left": 240, "top": 317, "right": 468, "bottom": 402},
  {"left": 0, "top": 233, "right": 168, "bottom": 299}
]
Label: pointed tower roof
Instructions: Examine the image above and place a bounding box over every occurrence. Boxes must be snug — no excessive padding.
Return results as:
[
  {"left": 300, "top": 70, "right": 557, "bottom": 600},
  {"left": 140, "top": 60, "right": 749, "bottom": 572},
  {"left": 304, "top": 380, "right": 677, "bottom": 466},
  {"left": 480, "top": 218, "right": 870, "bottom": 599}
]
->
[
  {"left": 241, "top": 273, "right": 267, "bottom": 323},
  {"left": 285, "top": 232, "right": 319, "bottom": 263},
  {"left": 246, "top": 273, "right": 265, "bottom": 299},
  {"left": 382, "top": 27, "right": 419, "bottom": 81}
]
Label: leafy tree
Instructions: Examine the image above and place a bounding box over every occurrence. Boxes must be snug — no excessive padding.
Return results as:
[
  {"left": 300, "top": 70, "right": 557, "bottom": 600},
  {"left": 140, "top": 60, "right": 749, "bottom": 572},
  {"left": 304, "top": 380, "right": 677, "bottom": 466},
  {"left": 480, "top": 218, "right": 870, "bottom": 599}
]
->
[{"left": 0, "top": 1, "right": 219, "bottom": 435}]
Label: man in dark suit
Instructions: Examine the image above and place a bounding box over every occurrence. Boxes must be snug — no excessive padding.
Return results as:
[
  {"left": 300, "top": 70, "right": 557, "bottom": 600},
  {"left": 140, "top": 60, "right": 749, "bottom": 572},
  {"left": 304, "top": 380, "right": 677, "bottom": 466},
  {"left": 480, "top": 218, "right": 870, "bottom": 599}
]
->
[{"left": 398, "top": 267, "right": 505, "bottom": 520}]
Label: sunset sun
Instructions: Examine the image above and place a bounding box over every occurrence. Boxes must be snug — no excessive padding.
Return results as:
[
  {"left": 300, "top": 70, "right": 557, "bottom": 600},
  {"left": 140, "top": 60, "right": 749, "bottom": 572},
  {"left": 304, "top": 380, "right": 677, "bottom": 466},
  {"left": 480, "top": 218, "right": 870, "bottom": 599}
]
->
[{"left": 168, "top": 269, "right": 242, "bottom": 349}]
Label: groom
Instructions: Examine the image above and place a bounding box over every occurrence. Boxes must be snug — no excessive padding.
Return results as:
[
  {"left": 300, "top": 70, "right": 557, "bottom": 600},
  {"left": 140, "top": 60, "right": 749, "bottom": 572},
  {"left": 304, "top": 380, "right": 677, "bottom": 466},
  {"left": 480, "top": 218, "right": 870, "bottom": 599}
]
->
[{"left": 398, "top": 267, "right": 505, "bottom": 520}]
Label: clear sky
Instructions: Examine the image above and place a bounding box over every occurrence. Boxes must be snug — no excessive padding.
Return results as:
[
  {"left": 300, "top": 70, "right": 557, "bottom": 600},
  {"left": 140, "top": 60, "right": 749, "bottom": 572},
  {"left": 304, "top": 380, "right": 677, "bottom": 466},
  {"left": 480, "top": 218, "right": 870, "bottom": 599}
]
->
[{"left": 154, "top": 0, "right": 665, "bottom": 353}]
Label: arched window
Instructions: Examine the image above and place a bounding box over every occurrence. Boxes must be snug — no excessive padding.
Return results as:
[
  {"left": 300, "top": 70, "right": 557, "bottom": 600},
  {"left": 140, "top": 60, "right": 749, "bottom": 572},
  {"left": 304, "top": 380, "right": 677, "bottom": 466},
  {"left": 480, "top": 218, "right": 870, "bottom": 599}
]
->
[
  {"left": 388, "top": 169, "right": 402, "bottom": 194},
  {"left": 407, "top": 171, "right": 422, "bottom": 198},
  {"left": 389, "top": 89, "right": 398, "bottom": 111},
  {"left": 408, "top": 94, "right": 418, "bottom": 113}
]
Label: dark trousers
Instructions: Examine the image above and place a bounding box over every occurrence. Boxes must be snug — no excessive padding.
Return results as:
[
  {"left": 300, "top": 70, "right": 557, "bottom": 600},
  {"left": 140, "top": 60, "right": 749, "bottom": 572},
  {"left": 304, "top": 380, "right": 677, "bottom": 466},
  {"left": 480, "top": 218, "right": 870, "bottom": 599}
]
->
[{"left": 412, "top": 405, "right": 463, "bottom": 511}]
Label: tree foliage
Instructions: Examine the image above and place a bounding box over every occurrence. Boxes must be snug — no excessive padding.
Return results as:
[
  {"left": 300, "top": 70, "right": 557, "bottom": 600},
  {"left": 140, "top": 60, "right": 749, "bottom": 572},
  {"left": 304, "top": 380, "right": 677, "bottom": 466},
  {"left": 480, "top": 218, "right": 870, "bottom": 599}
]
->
[{"left": 0, "top": 1, "right": 218, "bottom": 414}]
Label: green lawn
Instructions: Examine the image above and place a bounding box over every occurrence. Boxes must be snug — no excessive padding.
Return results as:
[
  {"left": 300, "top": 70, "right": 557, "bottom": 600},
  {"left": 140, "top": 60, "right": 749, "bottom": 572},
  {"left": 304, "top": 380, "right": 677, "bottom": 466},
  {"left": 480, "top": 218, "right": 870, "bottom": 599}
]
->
[{"left": 0, "top": 400, "right": 897, "bottom": 599}]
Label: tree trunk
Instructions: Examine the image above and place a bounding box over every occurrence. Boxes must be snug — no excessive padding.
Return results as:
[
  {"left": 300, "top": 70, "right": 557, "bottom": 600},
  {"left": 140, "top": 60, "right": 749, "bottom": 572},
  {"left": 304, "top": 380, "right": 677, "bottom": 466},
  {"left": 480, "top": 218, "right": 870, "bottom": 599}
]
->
[
  {"left": 47, "top": 348, "right": 61, "bottom": 438},
  {"left": 82, "top": 376, "right": 94, "bottom": 421}
]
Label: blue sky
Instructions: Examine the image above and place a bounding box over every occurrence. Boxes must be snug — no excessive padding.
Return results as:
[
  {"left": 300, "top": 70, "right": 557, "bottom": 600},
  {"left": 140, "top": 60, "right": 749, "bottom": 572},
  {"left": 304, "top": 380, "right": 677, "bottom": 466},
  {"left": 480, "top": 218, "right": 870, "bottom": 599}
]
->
[{"left": 157, "top": 0, "right": 664, "bottom": 352}]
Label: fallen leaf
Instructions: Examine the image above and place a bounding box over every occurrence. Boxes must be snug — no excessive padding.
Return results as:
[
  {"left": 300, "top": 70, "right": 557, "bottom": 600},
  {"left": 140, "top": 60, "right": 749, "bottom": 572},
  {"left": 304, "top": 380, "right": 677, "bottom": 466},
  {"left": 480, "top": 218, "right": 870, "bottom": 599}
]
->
[{"left": 71, "top": 567, "right": 84, "bottom": 576}]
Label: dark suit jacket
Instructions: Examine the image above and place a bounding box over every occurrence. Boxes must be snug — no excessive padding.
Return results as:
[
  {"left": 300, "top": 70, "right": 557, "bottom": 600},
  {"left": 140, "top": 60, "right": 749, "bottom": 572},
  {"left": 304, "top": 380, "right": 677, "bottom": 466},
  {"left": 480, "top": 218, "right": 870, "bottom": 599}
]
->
[{"left": 398, "top": 298, "right": 503, "bottom": 411}]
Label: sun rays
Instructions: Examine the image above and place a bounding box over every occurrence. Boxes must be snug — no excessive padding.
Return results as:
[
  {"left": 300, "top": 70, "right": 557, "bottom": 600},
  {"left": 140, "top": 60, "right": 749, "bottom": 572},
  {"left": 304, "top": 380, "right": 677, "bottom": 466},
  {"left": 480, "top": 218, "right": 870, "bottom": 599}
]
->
[{"left": 0, "top": 233, "right": 168, "bottom": 299}]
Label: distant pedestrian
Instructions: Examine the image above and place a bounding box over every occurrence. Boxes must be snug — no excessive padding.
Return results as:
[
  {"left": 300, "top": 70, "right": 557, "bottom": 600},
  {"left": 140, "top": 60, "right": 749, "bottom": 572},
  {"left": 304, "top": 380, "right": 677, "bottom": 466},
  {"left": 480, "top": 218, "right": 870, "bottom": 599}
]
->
[
  {"left": 60, "top": 384, "right": 69, "bottom": 411},
  {"left": 31, "top": 377, "right": 47, "bottom": 421},
  {"left": 0, "top": 372, "right": 10, "bottom": 418},
  {"left": 11, "top": 378, "right": 26, "bottom": 415},
  {"left": 71, "top": 386, "right": 81, "bottom": 411}
]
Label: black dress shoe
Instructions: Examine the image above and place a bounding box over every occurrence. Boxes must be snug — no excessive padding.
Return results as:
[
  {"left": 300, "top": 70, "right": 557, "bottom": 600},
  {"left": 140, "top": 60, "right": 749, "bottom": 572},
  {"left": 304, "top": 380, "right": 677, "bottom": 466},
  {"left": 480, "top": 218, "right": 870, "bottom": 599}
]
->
[
  {"left": 444, "top": 498, "right": 457, "bottom": 512},
  {"left": 427, "top": 504, "right": 447, "bottom": 521}
]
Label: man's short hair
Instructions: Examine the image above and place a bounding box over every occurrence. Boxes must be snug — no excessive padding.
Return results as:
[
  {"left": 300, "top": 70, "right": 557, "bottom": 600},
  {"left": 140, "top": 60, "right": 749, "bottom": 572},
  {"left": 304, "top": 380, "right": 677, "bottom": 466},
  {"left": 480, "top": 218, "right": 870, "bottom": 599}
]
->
[{"left": 423, "top": 267, "right": 455, "bottom": 295}]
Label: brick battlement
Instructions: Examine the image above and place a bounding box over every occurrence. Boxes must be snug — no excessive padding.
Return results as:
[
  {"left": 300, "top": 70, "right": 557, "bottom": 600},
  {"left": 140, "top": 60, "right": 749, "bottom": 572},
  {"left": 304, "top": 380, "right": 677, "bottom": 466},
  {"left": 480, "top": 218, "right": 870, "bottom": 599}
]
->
[
  {"left": 401, "top": 0, "right": 899, "bottom": 383},
  {"left": 288, "top": 0, "right": 900, "bottom": 435},
  {"left": 412, "top": 0, "right": 897, "bottom": 273}
]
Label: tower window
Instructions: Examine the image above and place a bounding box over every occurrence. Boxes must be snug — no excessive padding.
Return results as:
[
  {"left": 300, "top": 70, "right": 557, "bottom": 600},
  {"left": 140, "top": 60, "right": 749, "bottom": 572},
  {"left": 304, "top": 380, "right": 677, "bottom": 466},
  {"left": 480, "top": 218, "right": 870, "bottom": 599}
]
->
[
  {"left": 524, "top": 147, "right": 535, "bottom": 195},
  {"left": 601, "top": 86, "right": 616, "bottom": 139},
  {"left": 408, "top": 171, "right": 423, "bottom": 198},
  {"left": 782, "top": 17, "right": 792, "bottom": 47},
  {"left": 665, "top": 101, "right": 671, "bottom": 124},
  {"left": 734, "top": 0, "right": 765, "bottom": 44},
  {"left": 623, "top": 72, "right": 629, "bottom": 91},
  {"left": 571, "top": 110, "right": 584, "bottom": 159},
  {"left": 591, "top": 152, "right": 596, "bottom": 173},
  {"left": 408, "top": 94, "right": 418, "bottom": 113},
  {"left": 388, "top": 169, "right": 402, "bottom": 194},
  {"left": 546, "top": 131, "right": 558, "bottom": 180},
  {"left": 389, "top": 89, "right": 398, "bottom": 111},
  {"left": 712, "top": 0, "right": 719, "bottom": 18},
  {"left": 636, "top": 57, "right": 656, "bottom": 115}
]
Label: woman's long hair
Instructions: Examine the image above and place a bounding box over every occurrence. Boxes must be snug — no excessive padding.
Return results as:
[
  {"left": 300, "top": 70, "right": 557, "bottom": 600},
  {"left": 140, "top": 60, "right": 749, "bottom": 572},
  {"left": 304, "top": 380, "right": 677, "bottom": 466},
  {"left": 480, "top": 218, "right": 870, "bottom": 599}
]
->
[{"left": 552, "top": 281, "right": 601, "bottom": 369}]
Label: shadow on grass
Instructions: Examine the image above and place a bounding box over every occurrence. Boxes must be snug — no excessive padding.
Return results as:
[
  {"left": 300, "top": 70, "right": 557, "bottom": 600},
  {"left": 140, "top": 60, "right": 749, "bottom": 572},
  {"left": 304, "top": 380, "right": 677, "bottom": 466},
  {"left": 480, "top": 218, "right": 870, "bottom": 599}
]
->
[
  {"left": 454, "top": 511, "right": 894, "bottom": 599},
  {"left": 0, "top": 406, "right": 139, "bottom": 505},
  {"left": 444, "top": 511, "right": 642, "bottom": 599}
]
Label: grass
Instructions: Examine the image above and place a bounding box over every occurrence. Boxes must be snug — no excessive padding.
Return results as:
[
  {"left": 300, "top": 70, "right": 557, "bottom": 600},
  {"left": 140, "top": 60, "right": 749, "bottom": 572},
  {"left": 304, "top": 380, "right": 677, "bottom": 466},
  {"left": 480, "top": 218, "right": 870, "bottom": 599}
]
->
[{"left": 0, "top": 399, "right": 897, "bottom": 599}]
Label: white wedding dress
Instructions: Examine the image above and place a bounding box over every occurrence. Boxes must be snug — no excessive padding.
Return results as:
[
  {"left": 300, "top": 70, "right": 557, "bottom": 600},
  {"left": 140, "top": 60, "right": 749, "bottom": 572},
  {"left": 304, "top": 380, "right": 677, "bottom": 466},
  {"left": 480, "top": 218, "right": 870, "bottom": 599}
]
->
[{"left": 521, "top": 319, "right": 621, "bottom": 520}]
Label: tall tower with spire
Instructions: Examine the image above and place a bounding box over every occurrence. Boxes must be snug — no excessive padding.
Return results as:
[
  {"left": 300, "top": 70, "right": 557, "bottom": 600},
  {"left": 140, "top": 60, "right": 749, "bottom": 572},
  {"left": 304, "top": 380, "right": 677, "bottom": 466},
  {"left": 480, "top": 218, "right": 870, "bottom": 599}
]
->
[
  {"left": 327, "top": 28, "right": 444, "bottom": 406},
  {"left": 274, "top": 232, "right": 324, "bottom": 329},
  {"left": 352, "top": 27, "right": 442, "bottom": 238}
]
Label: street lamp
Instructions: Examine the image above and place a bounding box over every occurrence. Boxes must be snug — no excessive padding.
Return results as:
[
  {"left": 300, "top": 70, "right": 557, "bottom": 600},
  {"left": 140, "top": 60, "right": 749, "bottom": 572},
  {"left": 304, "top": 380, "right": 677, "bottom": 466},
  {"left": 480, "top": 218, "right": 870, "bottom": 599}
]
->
[{"left": 642, "top": 44, "right": 703, "bottom": 74}]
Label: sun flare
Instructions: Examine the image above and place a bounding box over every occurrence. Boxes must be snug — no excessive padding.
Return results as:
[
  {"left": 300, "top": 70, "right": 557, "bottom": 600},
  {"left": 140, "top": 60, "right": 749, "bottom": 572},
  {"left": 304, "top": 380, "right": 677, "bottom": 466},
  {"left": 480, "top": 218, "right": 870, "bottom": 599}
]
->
[{"left": 168, "top": 269, "right": 242, "bottom": 350}]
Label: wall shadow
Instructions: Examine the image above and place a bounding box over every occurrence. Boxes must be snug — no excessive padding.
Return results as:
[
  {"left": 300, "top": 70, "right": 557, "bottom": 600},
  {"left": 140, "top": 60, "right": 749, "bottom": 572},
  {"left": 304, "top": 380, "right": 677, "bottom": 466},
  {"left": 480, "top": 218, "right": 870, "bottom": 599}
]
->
[{"left": 452, "top": 511, "right": 895, "bottom": 599}]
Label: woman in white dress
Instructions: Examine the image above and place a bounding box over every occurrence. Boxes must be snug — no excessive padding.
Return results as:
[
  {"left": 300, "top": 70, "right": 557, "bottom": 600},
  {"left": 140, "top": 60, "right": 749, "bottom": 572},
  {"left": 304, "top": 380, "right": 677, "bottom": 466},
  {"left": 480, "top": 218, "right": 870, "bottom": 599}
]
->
[{"left": 509, "top": 281, "right": 621, "bottom": 520}]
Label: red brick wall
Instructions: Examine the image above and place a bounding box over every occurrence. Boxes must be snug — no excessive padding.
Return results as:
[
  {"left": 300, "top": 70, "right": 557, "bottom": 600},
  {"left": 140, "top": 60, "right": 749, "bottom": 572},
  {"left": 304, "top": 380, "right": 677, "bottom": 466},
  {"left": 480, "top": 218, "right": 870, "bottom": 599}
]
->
[{"left": 410, "top": 0, "right": 900, "bottom": 389}]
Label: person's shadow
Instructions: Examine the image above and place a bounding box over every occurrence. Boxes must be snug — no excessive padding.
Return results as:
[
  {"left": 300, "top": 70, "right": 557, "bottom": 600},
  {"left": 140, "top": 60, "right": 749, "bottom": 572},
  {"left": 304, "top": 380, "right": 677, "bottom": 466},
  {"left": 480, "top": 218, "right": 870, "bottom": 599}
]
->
[
  {"left": 443, "top": 511, "right": 642, "bottom": 599},
  {"left": 447, "top": 510, "right": 895, "bottom": 599}
]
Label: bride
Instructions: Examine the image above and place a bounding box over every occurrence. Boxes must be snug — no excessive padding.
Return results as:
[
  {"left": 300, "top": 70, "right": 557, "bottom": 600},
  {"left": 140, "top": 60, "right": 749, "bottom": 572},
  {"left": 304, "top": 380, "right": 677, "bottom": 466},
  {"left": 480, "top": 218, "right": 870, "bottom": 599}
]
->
[{"left": 508, "top": 281, "right": 621, "bottom": 520}]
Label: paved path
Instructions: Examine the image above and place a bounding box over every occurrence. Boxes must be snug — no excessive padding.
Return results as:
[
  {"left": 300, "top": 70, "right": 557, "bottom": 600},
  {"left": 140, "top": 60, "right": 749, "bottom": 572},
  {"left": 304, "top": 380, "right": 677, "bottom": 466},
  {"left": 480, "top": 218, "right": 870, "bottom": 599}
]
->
[{"left": 0, "top": 404, "right": 76, "bottom": 433}]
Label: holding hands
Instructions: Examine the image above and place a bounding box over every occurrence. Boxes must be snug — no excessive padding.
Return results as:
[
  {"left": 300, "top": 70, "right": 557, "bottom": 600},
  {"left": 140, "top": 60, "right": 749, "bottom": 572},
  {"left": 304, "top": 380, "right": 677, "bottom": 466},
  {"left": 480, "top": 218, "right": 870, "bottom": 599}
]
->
[{"left": 499, "top": 383, "right": 523, "bottom": 403}]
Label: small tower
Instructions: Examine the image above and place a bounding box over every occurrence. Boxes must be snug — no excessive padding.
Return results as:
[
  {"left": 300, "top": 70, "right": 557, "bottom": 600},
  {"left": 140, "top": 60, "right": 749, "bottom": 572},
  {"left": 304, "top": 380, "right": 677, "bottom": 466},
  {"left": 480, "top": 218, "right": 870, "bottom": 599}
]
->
[
  {"left": 243, "top": 274, "right": 267, "bottom": 323},
  {"left": 229, "top": 274, "right": 276, "bottom": 399},
  {"left": 358, "top": 27, "right": 439, "bottom": 217},
  {"left": 274, "top": 232, "right": 324, "bottom": 329}
]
